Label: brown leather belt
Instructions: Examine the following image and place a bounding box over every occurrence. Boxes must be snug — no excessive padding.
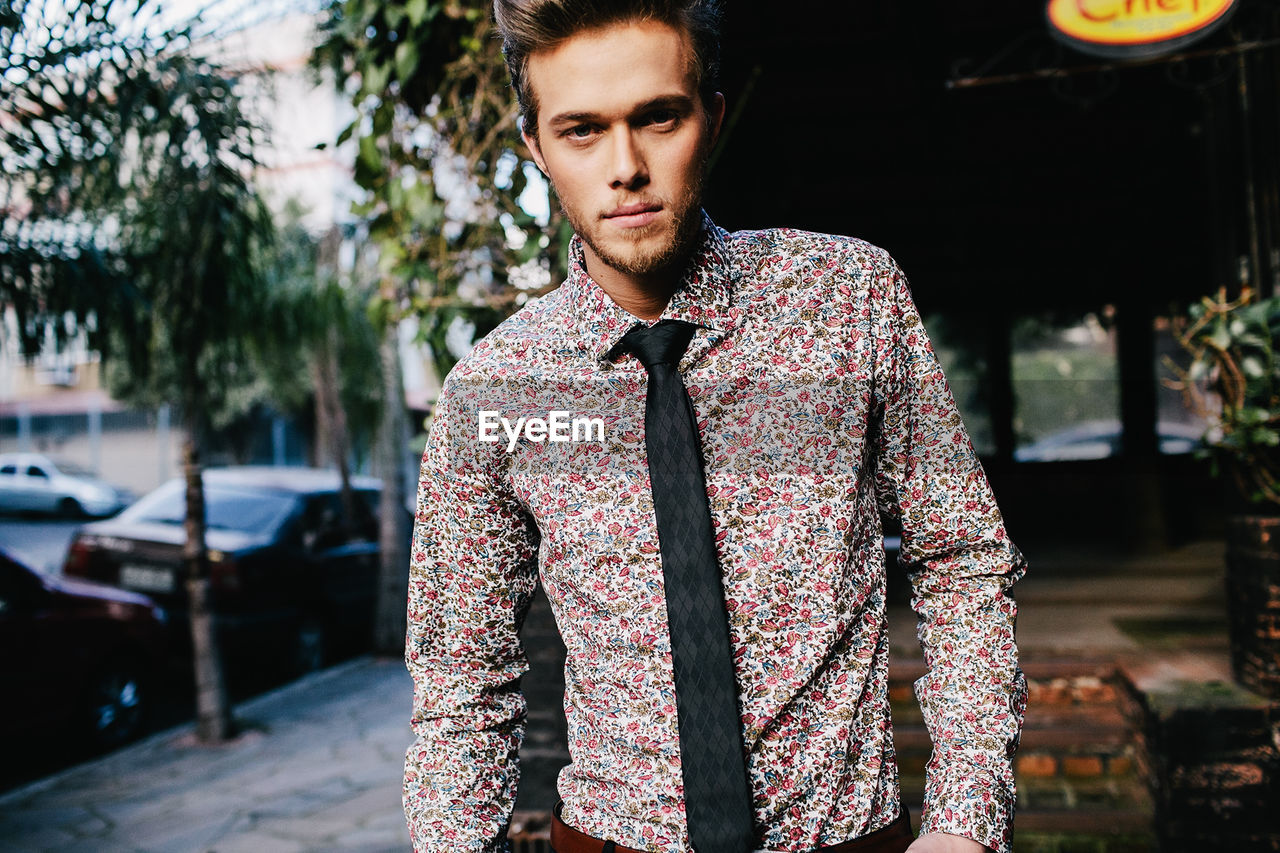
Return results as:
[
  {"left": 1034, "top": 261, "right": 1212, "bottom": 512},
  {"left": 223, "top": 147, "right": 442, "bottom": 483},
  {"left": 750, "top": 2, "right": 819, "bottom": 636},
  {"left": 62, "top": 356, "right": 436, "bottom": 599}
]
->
[{"left": 550, "top": 802, "right": 914, "bottom": 853}]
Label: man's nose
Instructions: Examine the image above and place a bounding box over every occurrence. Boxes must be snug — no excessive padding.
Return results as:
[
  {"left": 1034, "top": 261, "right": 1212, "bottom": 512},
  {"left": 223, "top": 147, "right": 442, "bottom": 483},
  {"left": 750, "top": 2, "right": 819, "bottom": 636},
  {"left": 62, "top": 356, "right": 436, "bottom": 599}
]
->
[{"left": 608, "top": 130, "right": 648, "bottom": 189}]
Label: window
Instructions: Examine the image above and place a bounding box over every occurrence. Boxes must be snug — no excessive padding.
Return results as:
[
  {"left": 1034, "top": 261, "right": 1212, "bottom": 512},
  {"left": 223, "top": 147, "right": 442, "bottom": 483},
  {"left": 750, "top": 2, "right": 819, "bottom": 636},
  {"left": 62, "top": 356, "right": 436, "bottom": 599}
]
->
[
  {"left": 300, "top": 494, "right": 347, "bottom": 551},
  {"left": 123, "top": 481, "right": 298, "bottom": 536},
  {"left": 1012, "top": 309, "right": 1122, "bottom": 462}
]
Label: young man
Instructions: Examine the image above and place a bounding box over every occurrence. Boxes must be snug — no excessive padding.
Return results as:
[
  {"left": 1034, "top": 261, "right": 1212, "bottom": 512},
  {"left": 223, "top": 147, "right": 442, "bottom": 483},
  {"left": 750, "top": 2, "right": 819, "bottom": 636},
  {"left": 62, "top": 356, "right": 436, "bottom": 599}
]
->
[{"left": 403, "top": 2, "right": 1027, "bottom": 852}]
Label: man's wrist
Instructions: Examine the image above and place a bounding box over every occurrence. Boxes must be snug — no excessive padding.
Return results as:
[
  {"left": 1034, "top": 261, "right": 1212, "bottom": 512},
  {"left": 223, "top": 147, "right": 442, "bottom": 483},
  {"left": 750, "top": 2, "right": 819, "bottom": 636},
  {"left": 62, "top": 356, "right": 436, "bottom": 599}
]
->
[{"left": 907, "top": 831, "right": 989, "bottom": 852}]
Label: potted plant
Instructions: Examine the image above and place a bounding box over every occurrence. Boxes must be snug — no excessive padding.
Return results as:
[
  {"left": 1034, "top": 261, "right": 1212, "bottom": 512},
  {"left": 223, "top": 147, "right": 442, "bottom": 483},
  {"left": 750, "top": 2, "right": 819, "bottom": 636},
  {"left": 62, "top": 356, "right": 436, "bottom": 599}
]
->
[{"left": 1170, "top": 286, "right": 1280, "bottom": 699}]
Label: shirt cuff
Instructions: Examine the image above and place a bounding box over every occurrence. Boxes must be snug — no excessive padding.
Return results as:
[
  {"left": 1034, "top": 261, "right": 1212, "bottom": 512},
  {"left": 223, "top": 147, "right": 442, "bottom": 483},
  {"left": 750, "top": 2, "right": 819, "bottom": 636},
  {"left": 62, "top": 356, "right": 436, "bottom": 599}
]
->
[{"left": 919, "top": 757, "right": 1015, "bottom": 853}]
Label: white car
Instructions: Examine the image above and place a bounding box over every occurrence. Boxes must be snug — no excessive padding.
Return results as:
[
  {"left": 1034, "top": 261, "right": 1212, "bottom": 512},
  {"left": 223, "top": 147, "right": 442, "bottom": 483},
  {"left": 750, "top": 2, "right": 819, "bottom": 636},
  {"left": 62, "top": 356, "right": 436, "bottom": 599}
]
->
[{"left": 0, "top": 453, "right": 128, "bottom": 517}]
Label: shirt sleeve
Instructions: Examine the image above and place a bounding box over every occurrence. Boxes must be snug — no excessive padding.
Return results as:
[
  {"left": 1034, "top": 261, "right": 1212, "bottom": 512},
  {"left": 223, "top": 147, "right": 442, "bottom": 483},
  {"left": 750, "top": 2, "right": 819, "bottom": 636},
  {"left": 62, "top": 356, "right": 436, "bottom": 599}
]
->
[
  {"left": 403, "top": 372, "right": 541, "bottom": 852},
  {"left": 868, "top": 253, "right": 1028, "bottom": 853}
]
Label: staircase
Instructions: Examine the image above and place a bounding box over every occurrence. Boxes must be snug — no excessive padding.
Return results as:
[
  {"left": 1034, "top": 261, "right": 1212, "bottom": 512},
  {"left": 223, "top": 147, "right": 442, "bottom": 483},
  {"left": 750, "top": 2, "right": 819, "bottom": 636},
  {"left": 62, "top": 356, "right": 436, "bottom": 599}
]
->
[
  {"left": 510, "top": 660, "right": 1157, "bottom": 852},
  {"left": 892, "top": 659, "right": 1156, "bottom": 853}
]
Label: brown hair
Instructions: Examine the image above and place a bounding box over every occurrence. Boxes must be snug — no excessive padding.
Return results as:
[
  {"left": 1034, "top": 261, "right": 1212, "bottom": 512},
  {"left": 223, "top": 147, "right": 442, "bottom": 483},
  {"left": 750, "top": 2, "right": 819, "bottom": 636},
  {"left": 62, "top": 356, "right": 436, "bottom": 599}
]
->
[{"left": 492, "top": 0, "right": 723, "bottom": 141}]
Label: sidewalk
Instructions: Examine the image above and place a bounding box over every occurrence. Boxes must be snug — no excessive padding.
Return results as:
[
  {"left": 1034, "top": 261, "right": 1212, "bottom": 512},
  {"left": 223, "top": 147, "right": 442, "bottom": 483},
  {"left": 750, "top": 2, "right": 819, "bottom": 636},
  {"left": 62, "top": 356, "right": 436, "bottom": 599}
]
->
[
  {"left": 0, "top": 659, "right": 417, "bottom": 853},
  {"left": 0, "top": 539, "right": 1234, "bottom": 852}
]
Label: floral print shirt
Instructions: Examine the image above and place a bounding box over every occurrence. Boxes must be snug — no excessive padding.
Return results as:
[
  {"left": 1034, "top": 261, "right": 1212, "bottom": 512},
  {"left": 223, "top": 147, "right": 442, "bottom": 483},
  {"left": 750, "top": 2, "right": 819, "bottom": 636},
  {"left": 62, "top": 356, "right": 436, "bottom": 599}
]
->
[{"left": 403, "top": 213, "right": 1027, "bottom": 853}]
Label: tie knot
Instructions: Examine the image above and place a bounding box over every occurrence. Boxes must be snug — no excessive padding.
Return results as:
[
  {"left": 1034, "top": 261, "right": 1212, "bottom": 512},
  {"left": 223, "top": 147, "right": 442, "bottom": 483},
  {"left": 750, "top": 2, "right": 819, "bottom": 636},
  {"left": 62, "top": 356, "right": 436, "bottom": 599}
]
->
[{"left": 617, "top": 319, "right": 697, "bottom": 372}]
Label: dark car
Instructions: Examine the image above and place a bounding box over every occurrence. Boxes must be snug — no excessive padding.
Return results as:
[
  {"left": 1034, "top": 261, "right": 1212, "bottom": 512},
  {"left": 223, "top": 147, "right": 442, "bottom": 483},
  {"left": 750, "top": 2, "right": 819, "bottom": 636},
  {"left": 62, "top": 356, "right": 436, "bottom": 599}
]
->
[
  {"left": 63, "top": 467, "right": 388, "bottom": 675},
  {"left": 0, "top": 548, "right": 167, "bottom": 753}
]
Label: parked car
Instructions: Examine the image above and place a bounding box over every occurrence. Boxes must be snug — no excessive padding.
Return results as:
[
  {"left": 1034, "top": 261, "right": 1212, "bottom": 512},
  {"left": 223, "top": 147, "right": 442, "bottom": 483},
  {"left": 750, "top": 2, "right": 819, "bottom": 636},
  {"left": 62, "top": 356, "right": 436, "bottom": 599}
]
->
[
  {"left": 0, "top": 547, "right": 167, "bottom": 752},
  {"left": 0, "top": 452, "right": 130, "bottom": 517},
  {"left": 63, "top": 467, "right": 389, "bottom": 675},
  {"left": 1013, "top": 420, "right": 1205, "bottom": 462}
]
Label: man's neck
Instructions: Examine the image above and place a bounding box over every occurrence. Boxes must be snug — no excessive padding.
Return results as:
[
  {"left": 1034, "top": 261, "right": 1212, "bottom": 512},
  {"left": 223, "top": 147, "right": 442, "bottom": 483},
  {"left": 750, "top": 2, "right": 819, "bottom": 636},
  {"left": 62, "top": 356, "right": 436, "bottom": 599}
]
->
[{"left": 582, "top": 246, "right": 683, "bottom": 322}]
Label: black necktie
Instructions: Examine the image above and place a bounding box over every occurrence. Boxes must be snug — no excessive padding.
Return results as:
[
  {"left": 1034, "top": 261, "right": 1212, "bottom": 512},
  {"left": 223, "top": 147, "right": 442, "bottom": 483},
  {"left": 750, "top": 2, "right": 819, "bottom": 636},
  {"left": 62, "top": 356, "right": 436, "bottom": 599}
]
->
[{"left": 617, "top": 319, "right": 754, "bottom": 853}]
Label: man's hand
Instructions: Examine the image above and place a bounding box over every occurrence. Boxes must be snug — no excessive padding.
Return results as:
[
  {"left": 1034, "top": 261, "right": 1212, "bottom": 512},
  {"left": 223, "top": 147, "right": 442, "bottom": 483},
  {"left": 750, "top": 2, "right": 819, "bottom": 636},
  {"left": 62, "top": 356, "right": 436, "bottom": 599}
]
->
[{"left": 906, "top": 832, "right": 989, "bottom": 852}]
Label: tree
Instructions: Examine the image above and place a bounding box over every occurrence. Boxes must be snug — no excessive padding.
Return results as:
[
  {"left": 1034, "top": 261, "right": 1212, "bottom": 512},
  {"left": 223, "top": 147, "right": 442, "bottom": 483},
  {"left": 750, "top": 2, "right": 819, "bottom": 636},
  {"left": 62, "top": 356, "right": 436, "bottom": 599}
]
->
[
  {"left": 260, "top": 218, "right": 407, "bottom": 654},
  {"left": 314, "top": 0, "right": 568, "bottom": 655},
  {"left": 1, "top": 0, "right": 274, "bottom": 742},
  {"left": 255, "top": 210, "right": 383, "bottom": 524}
]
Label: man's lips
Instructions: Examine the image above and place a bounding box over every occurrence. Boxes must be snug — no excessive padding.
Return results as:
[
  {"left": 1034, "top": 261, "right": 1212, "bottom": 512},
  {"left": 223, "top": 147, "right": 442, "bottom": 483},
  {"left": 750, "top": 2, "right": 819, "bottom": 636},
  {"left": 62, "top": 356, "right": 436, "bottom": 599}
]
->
[{"left": 604, "top": 203, "right": 662, "bottom": 228}]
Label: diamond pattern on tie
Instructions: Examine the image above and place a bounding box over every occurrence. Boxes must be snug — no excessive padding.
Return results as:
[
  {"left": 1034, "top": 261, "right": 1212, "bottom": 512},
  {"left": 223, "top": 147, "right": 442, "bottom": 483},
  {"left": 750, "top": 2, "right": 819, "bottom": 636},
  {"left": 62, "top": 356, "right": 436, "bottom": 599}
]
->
[{"left": 618, "top": 319, "right": 754, "bottom": 853}]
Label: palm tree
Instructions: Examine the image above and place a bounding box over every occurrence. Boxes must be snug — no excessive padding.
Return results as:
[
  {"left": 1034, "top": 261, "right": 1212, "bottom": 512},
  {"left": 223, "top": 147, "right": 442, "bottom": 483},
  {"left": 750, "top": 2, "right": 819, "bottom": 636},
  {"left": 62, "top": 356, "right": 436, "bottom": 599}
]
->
[{"left": 1, "top": 0, "right": 273, "bottom": 742}]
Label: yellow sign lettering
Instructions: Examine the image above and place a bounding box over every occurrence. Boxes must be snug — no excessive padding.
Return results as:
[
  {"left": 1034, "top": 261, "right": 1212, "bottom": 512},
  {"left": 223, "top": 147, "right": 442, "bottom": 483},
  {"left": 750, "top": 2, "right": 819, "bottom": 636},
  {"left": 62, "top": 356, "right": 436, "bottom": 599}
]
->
[
  {"left": 1077, "top": 0, "right": 1117, "bottom": 22},
  {"left": 1048, "top": 0, "right": 1236, "bottom": 53}
]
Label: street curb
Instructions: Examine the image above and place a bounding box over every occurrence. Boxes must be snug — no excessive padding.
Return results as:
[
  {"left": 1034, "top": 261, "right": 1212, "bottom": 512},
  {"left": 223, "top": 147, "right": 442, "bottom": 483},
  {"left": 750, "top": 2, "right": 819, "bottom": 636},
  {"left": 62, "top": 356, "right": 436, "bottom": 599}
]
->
[{"left": 0, "top": 655, "right": 378, "bottom": 809}]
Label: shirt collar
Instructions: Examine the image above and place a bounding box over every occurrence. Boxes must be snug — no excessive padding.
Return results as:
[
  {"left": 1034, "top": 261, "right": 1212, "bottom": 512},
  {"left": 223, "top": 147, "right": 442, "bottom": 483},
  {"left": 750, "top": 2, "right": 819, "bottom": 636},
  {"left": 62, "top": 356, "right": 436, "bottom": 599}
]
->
[{"left": 562, "top": 210, "right": 741, "bottom": 367}]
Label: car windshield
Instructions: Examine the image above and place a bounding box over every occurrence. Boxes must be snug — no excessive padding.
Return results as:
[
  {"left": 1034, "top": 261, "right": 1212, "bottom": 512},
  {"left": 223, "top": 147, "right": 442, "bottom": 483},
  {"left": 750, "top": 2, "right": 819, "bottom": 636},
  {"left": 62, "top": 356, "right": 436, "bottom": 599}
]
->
[
  {"left": 123, "top": 480, "right": 298, "bottom": 535},
  {"left": 49, "top": 459, "right": 96, "bottom": 478}
]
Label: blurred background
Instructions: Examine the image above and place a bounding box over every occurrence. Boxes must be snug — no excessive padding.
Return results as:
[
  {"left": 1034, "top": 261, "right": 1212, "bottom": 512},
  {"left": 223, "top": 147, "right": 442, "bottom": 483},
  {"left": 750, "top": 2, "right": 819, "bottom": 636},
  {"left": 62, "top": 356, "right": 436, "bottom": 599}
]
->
[{"left": 2, "top": 1, "right": 1278, "bottom": 851}]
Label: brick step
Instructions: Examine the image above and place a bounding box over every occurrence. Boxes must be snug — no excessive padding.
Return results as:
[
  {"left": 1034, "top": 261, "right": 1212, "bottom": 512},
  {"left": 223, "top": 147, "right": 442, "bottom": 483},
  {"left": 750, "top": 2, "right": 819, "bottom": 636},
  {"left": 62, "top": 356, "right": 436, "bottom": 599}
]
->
[
  {"left": 897, "top": 800, "right": 1156, "bottom": 850},
  {"left": 900, "top": 761, "right": 1144, "bottom": 801},
  {"left": 890, "top": 701, "right": 1130, "bottom": 730},
  {"left": 902, "top": 773, "right": 1150, "bottom": 806},
  {"left": 1014, "top": 750, "right": 1136, "bottom": 780},
  {"left": 902, "top": 757, "right": 1152, "bottom": 812},
  {"left": 891, "top": 724, "right": 1132, "bottom": 756},
  {"left": 1013, "top": 809, "right": 1157, "bottom": 840},
  {"left": 897, "top": 752, "right": 1135, "bottom": 783},
  {"left": 894, "top": 749, "right": 1138, "bottom": 780},
  {"left": 889, "top": 658, "right": 1118, "bottom": 684},
  {"left": 894, "top": 728, "right": 1139, "bottom": 780},
  {"left": 890, "top": 678, "right": 1123, "bottom": 711},
  {"left": 1013, "top": 808, "right": 1155, "bottom": 836},
  {"left": 1022, "top": 779, "right": 1150, "bottom": 811},
  {"left": 1013, "top": 834, "right": 1155, "bottom": 853},
  {"left": 890, "top": 678, "right": 1122, "bottom": 707},
  {"left": 1023, "top": 703, "right": 1130, "bottom": 729}
]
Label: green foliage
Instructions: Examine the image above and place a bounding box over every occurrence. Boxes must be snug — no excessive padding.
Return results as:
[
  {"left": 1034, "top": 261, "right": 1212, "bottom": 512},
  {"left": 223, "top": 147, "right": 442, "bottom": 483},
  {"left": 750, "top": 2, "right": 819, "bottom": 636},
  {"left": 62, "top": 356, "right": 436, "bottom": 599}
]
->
[
  {"left": 1174, "top": 289, "right": 1280, "bottom": 509},
  {"left": 0, "top": 0, "right": 201, "bottom": 356},
  {"left": 313, "top": 0, "right": 566, "bottom": 376},
  {"left": 254, "top": 211, "right": 384, "bottom": 446},
  {"left": 1, "top": 0, "right": 275, "bottom": 443},
  {"left": 1, "top": 0, "right": 276, "bottom": 735}
]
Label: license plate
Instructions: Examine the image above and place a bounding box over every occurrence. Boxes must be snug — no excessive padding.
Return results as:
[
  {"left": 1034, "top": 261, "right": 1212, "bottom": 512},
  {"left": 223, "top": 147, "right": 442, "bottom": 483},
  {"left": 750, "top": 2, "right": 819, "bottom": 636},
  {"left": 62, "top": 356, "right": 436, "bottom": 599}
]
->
[{"left": 120, "top": 564, "right": 175, "bottom": 593}]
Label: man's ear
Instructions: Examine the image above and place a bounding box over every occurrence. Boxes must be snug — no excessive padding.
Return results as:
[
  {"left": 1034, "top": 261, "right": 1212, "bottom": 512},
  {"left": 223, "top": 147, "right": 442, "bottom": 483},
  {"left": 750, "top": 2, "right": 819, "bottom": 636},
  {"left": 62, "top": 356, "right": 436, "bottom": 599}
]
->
[
  {"left": 707, "top": 92, "right": 727, "bottom": 145},
  {"left": 522, "top": 123, "right": 549, "bottom": 176}
]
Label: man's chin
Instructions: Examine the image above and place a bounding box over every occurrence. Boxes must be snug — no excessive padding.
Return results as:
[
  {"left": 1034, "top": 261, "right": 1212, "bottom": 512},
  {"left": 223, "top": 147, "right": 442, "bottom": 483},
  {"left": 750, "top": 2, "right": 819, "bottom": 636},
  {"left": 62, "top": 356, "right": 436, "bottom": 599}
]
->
[
  {"left": 592, "top": 236, "right": 681, "bottom": 277},
  {"left": 609, "top": 250, "right": 684, "bottom": 278}
]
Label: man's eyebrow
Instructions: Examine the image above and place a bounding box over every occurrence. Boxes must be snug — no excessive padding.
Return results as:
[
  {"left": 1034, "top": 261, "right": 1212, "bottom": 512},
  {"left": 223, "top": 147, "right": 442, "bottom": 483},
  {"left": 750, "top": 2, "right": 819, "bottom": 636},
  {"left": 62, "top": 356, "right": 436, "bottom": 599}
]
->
[
  {"left": 630, "top": 94, "right": 696, "bottom": 113},
  {"left": 546, "top": 94, "right": 697, "bottom": 126}
]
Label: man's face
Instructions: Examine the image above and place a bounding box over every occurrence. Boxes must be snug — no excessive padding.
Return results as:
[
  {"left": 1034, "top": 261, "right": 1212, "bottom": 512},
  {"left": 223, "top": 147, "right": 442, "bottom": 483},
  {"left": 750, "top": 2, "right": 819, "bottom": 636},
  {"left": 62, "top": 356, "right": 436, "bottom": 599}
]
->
[{"left": 522, "top": 19, "right": 725, "bottom": 282}]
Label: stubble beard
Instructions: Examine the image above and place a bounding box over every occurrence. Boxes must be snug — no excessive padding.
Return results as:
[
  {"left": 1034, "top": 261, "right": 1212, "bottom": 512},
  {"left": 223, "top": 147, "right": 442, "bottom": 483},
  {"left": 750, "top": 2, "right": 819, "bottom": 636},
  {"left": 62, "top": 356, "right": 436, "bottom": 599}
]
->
[{"left": 555, "top": 156, "right": 708, "bottom": 280}]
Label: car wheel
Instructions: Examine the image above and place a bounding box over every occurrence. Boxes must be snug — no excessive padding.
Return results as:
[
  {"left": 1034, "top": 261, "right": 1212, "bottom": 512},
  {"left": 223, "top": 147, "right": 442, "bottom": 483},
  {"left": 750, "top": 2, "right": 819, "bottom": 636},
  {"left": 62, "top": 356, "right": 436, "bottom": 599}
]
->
[
  {"left": 86, "top": 657, "right": 147, "bottom": 750},
  {"left": 59, "top": 497, "right": 84, "bottom": 518},
  {"left": 294, "top": 616, "right": 327, "bottom": 676}
]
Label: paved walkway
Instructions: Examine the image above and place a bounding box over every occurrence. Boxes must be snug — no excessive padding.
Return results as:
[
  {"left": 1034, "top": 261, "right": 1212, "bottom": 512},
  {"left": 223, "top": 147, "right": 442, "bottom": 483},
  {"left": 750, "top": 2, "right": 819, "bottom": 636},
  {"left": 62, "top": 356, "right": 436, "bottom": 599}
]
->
[
  {"left": 0, "top": 659, "right": 415, "bottom": 853},
  {"left": 0, "top": 539, "right": 1234, "bottom": 852}
]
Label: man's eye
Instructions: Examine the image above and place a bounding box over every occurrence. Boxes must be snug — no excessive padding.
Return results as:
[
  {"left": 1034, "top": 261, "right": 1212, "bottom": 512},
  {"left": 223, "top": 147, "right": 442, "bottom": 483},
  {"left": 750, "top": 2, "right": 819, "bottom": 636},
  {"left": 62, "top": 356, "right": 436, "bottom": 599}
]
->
[
  {"left": 644, "top": 110, "right": 677, "bottom": 126},
  {"left": 567, "top": 125, "right": 594, "bottom": 139}
]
